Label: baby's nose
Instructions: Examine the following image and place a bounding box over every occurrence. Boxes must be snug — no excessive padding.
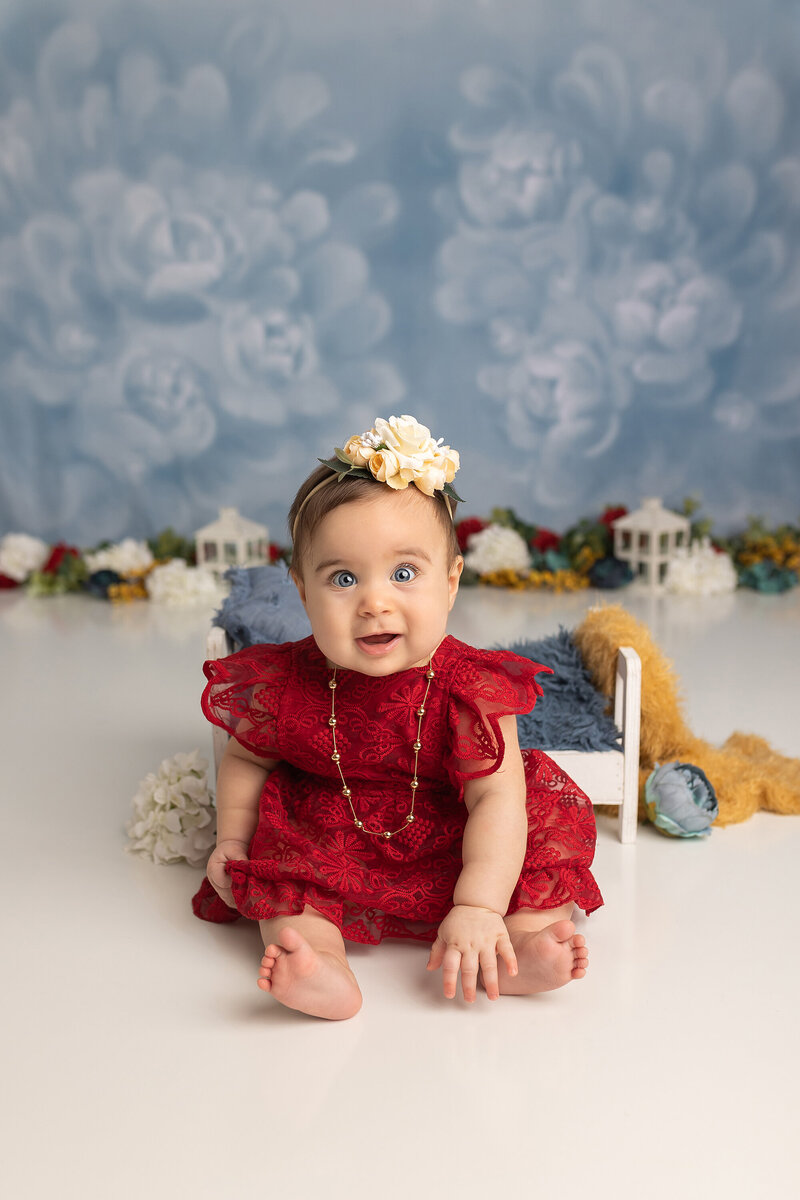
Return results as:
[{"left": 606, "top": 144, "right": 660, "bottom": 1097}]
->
[{"left": 358, "top": 579, "right": 394, "bottom": 614}]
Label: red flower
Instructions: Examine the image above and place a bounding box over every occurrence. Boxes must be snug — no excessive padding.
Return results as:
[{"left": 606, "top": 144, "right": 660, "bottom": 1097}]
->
[
  {"left": 0, "top": 573, "right": 19, "bottom": 589},
  {"left": 599, "top": 506, "right": 627, "bottom": 529},
  {"left": 268, "top": 542, "right": 285, "bottom": 563},
  {"left": 42, "top": 542, "right": 80, "bottom": 574},
  {"left": 455, "top": 517, "right": 488, "bottom": 552},
  {"left": 531, "top": 528, "right": 560, "bottom": 553}
]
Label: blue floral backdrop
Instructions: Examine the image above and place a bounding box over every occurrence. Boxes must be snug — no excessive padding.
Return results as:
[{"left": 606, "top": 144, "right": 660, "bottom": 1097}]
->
[{"left": 1, "top": 0, "right": 799, "bottom": 546}]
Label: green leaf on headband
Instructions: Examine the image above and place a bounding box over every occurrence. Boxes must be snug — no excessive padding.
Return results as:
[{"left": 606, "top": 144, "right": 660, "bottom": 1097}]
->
[
  {"left": 333, "top": 447, "right": 353, "bottom": 464},
  {"left": 443, "top": 481, "right": 465, "bottom": 503},
  {"left": 318, "top": 457, "right": 371, "bottom": 481}
]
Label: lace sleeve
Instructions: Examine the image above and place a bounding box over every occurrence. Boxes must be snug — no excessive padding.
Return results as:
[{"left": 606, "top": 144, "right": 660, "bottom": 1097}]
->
[
  {"left": 444, "top": 646, "right": 553, "bottom": 788},
  {"left": 201, "top": 643, "right": 289, "bottom": 758}
]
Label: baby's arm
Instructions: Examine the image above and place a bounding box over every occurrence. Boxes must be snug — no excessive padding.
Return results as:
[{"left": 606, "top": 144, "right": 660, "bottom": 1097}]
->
[
  {"left": 206, "top": 738, "right": 280, "bottom": 909},
  {"left": 452, "top": 714, "right": 529, "bottom": 915}
]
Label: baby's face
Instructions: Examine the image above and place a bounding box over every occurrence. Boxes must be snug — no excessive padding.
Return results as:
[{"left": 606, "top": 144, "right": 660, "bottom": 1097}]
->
[{"left": 293, "top": 487, "right": 463, "bottom": 676}]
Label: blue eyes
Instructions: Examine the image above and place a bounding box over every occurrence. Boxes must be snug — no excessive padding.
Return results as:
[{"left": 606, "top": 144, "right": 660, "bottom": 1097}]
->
[
  {"left": 330, "top": 564, "right": 417, "bottom": 588},
  {"left": 331, "top": 570, "right": 357, "bottom": 588}
]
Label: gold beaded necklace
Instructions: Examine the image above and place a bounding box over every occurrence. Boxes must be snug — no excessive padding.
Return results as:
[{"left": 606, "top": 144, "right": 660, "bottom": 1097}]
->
[{"left": 327, "top": 650, "right": 437, "bottom": 840}]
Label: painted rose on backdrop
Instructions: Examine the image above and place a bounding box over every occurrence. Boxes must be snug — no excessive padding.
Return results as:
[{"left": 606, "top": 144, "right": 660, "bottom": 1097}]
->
[
  {"left": 0, "top": 6, "right": 402, "bottom": 541},
  {"left": 434, "top": 45, "right": 800, "bottom": 516}
]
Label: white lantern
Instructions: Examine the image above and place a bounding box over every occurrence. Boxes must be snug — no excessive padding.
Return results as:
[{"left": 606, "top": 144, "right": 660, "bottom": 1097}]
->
[
  {"left": 194, "top": 507, "right": 269, "bottom": 578},
  {"left": 611, "top": 498, "right": 690, "bottom": 590}
]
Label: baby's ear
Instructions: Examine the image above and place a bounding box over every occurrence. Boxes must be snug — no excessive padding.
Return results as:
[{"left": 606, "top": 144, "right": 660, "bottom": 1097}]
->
[
  {"left": 448, "top": 555, "right": 464, "bottom": 607},
  {"left": 290, "top": 568, "right": 307, "bottom": 606}
]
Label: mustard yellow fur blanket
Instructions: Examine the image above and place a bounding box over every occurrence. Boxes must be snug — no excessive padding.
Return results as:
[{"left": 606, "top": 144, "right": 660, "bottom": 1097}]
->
[{"left": 573, "top": 604, "right": 800, "bottom": 826}]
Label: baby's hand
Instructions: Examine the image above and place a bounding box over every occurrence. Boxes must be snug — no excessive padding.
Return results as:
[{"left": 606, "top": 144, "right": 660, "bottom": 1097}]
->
[
  {"left": 206, "top": 839, "right": 249, "bottom": 909},
  {"left": 426, "top": 905, "right": 518, "bottom": 1002}
]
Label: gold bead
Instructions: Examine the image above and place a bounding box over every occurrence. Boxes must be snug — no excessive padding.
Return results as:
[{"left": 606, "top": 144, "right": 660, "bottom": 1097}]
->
[
  {"left": 331, "top": 752, "right": 340, "bottom": 762},
  {"left": 328, "top": 716, "right": 337, "bottom": 726},
  {"left": 416, "top": 706, "right": 425, "bottom": 716},
  {"left": 383, "top": 831, "right": 392, "bottom": 839},
  {"left": 328, "top": 679, "right": 337, "bottom": 689},
  {"left": 410, "top": 779, "right": 419, "bottom": 789},
  {"left": 342, "top": 787, "right": 351, "bottom": 797},
  {"left": 426, "top": 669, "right": 435, "bottom": 679},
  {"left": 413, "top": 741, "right": 421, "bottom": 751},
  {"left": 354, "top": 819, "right": 363, "bottom": 829},
  {"left": 406, "top": 814, "right": 415, "bottom": 823}
]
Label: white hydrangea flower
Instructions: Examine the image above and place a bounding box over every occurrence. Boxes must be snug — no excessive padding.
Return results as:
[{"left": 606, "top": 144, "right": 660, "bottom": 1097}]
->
[
  {"left": 463, "top": 523, "right": 532, "bottom": 574},
  {"left": 0, "top": 533, "right": 50, "bottom": 581},
  {"left": 126, "top": 750, "right": 217, "bottom": 866},
  {"left": 664, "top": 538, "right": 738, "bottom": 595},
  {"left": 145, "top": 559, "right": 219, "bottom": 606},
  {"left": 85, "top": 538, "right": 154, "bottom": 575}
]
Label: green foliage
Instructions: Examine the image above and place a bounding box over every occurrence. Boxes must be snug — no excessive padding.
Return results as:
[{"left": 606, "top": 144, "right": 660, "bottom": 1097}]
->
[
  {"left": 489, "top": 507, "right": 537, "bottom": 544},
  {"left": 559, "top": 518, "right": 609, "bottom": 568},
  {"left": 149, "top": 527, "right": 196, "bottom": 563},
  {"left": 28, "top": 554, "right": 88, "bottom": 596},
  {"left": 679, "top": 495, "right": 714, "bottom": 543}
]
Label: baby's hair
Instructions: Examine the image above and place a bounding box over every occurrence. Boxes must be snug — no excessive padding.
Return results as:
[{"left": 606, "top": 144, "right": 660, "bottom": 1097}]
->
[{"left": 288, "top": 464, "right": 461, "bottom": 577}]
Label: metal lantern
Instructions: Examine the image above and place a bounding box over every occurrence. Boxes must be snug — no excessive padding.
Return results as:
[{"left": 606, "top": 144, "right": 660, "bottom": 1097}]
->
[
  {"left": 611, "top": 498, "right": 690, "bottom": 590},
  {"left": 194, "top": 507, "right": 269, "bottom": 578}
]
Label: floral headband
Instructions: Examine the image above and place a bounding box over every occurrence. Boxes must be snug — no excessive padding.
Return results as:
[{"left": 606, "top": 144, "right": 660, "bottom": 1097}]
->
[{"left": 292, "top": 414, "right": 463, "bottom": 541}]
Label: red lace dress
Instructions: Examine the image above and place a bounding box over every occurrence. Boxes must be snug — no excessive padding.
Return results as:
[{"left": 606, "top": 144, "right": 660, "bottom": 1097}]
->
[{"left": 191, "top": 634, "right": 604, "bottom": 943}]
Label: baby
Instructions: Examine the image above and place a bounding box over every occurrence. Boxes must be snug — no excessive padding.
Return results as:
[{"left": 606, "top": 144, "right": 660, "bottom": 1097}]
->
[{"left": 193, "top": 415, "right": 600, "bottom": 1019}]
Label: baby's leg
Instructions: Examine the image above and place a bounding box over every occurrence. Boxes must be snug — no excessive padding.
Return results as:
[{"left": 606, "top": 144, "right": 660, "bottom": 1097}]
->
[
  {"left": 478, "top": 902, "right": 589, "bottom": 998},
  {"left": 257, "top": 905, "right": 362, "bottom": 1020}
]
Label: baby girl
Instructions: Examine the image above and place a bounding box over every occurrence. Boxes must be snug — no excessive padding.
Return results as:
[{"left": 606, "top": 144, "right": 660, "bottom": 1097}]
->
[{"left": 192, "top": 415, "right": 602, "bottom": 1019}]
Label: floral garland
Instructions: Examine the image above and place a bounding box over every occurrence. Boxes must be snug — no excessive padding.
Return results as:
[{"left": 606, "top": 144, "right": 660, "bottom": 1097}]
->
[
  {"left": 1, "top": 500, "right": 797, "bottom": 600},
  {"left": 452, "top": 501, "right": 799, "bottom": 594}
]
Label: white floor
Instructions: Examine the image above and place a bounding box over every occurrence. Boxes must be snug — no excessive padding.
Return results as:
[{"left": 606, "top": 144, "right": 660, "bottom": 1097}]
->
[{"left": 4, "top": 582, "right": 800, "bottom": 1200}]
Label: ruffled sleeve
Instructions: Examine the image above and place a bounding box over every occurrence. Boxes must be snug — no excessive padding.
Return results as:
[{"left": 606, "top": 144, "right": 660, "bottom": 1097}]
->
[
  {"left": 201, "top": 642, "right": 290, "bottom": 758},
  {"left": 444, "top": 644, "right": 553, "bottom": 788}
]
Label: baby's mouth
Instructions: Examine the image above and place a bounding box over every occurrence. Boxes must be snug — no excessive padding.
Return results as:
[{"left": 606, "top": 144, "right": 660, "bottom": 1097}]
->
[{"left": 360, "top": 633, "right": 399, "bottom": 645}]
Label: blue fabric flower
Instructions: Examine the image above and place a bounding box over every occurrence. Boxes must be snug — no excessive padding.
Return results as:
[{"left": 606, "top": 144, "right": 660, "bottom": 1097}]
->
[
  {"left": 85, "top": 569, "right": 122, "bottom": 599},
  {"left": 737, "top": 562, "right": 798, "bottom": 593},
  {"left": 644, "top": 761, "right": 719, "bottom": 838}
]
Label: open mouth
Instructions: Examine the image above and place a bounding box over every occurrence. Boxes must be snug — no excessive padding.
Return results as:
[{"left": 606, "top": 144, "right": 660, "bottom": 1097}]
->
[{"left": 356, "top": 632, "right": 402, "bottom": 655}]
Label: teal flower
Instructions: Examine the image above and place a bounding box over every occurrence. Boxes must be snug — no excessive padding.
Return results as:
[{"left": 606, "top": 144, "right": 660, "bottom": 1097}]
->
[{"left": 644, "top": 761, "right": 718, "bottom": 839}]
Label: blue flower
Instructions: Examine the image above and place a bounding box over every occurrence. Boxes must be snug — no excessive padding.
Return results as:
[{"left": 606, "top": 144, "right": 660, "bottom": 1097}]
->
[{"left": 644, "top": 761, "right": 719, "bottom": 839}]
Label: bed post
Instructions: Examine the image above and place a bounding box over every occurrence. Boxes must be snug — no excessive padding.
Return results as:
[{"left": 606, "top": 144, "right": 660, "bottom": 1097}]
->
[{"left": 614, "top": 646, "right": 641, "bottom": 844}]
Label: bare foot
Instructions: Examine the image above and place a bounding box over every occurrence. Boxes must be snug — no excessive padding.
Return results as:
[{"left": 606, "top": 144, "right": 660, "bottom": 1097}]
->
[
  {"left": 486, "top": 920, "right": 589, "bottom": 996},
  {"left": 257, "top": 926, "right": 362, "bottom": 1020}
]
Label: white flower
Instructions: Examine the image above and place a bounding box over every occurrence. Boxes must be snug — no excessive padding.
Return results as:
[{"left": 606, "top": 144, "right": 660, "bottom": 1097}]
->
[
  {"left": 463, "top": 524, "right": 532, "bottom": 574},
  {"left": 664, "top": 538, "right": 738, "bottom": 595},
  {"left": 85, "top": 538, "right": 154, "bottom": 575},
  {"left": 126, "top": 750, "right": 217, "bottom": 866},
  {"left": 0, "top": 533, "right": 50, "bottom": 581},
  {"left": 145, "top": 559, "right": 220, "bottom": 606}
]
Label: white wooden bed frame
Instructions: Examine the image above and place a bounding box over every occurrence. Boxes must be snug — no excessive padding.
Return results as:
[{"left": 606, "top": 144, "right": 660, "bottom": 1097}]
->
[{"left": 205, "top": 628, "right": 641, "bottom": 843}]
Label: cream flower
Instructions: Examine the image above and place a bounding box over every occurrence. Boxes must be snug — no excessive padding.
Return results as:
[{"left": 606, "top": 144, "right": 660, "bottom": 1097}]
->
[
  {"left": 126, "top": 750, "right": 217, "bottom": 867},
  {"left": 440, "top": 447, "right": 460, "bottom": 482},
  {"left": 664, "top": 538, "right": 738, "bottom": 595},
  {"left": 0, "top": 533, "right": 50, "bottom": 581},
  {"left": 85, "top": 538, "right": 154, "bottom": 575},
  {"left": 368, "top": 447, "right": 403, "bottom": 486},
  {"left": 342, "top": 434, "right": 376, "bottom": 467},
  {"left": 374, "top": 414, "right": 438, "bottom": 459},
  {"left": 145, "top": 559, "right": 220, "bottom": 606},
  {"left": 338, "top": 413, "right": 461, "bottom": 498},
  {"left": 463, "top": 524, "right": 532, "bottom": 574}
]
